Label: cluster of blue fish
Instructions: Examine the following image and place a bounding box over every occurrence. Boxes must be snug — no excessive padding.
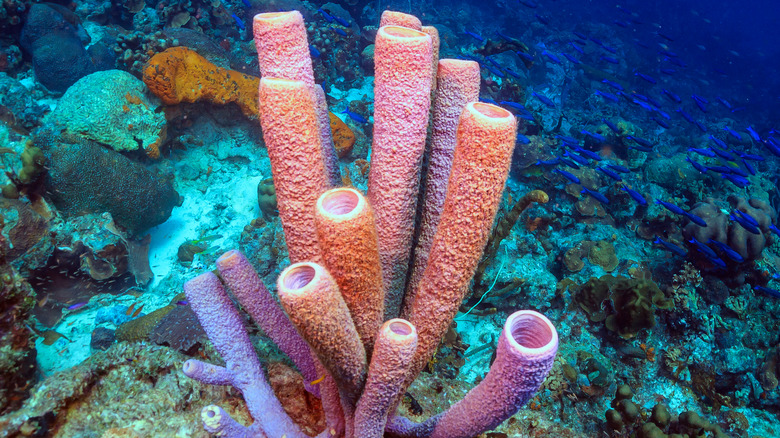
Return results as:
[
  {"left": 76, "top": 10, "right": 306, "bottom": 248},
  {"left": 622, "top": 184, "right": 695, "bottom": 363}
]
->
[{"left": 454, "top": 2, "right": 780, "bottom": 295}]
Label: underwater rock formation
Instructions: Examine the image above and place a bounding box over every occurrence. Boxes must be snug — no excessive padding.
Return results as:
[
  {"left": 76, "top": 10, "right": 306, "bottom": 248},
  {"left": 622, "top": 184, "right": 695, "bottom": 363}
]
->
[
  {"left": 37, "top": 132, "right": 180, "bottom": 235},
  {"left": 46, "top": 70, "right": 167, "bottom": 159}
]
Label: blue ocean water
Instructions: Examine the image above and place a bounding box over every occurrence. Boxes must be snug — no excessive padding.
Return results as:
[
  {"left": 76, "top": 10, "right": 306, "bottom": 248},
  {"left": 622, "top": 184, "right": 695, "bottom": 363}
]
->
[{"left": 0, "top": 0, "right": 779, "bottom": 437}]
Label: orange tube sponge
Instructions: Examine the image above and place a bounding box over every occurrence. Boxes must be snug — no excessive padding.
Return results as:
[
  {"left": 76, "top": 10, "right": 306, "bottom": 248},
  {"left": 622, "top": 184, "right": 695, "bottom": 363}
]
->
[
  {"left": 142, "top": 47, "right": 260, "bottom": 118},
  {"left": 314, "top": 188, "right": 384, "bottom": 355},
  {"left": 253, "top": 11, "right": 340, "bottom": 187},
  {"left": 367, "top": 25, "right": 433, "bottom": 320},
  {"left": 258, "top": 78, "right": 329, "bottom": 263},
  {"left": 404, "top": 59, "right": 480, "bottom": 316},
  {"left": 277, "top": 263, "right": 367, "bottom": 407},
  {"left": 379, "top": 10, "right": 422, "bottom": 29},
  {"left": 354, "top": 319, "right": 418, "bottom": 438},
  {"left": 407, "top": 102, "right": 517, "bottom": 385}
]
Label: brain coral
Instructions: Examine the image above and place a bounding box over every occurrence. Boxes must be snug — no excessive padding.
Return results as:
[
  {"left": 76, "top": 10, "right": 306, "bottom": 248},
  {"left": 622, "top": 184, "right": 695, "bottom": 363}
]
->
[
  {"left": 46, "top": 70, "right": 167, "bottom": 158},
  {"left": 37, "top": 132, "right": 181, "bottom": 234}
]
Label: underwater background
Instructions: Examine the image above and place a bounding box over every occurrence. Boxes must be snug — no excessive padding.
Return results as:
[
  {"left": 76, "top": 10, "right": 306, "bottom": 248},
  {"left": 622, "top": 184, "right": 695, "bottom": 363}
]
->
[{"left": 1, "top": 0, "right": 780, "bottom": 436}]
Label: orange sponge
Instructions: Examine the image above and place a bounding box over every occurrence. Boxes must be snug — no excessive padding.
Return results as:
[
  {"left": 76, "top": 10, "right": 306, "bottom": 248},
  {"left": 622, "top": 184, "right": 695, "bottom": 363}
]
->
[{"left": 142, "top": 47, "right": 260, "bottom": 118}]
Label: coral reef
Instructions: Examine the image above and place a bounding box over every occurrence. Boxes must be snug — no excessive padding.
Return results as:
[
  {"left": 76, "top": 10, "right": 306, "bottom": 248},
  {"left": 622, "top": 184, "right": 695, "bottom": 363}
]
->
[
  {"left": 38, "top": 132, "right": 181, "bottom": 235},
  {"left": 46, "top": 70, "right": 167, "bottom": 159},
  {"left": 0, "top": 233, "right": 36, "bottom": 415},
  {"left": 574, "top": 275, "right": 673, "bottom": 338}
]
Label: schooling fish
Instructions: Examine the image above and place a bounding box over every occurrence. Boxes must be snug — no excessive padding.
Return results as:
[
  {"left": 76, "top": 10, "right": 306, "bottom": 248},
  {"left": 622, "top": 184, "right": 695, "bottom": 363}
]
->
[
  {"left": 595, "top": 90, "right": 620, "bottom": 103},
  {"left": 746, "top": 126, "right": 761, "bottom": 142},
  {"left": 601, "top": 55, "right": 620, "bottom": 64},
  {"left": 333, "top": 15, "right": 350, "bottom": 27},
  {"left": 342, "top": 109, "right": 367, "bottom": 123},
  {"left": 687, "top": 147, "right": 715, "bottom": 158},
  {"left": 557, "top": 156, "right": 581, "bottom": 169},
  {"left": 464, "top": 29, "right": 484, "bottom": 42},
  {"left": 541, "top": 50, "right": 561, "bottom": 64},
  {"left": 655, "top": 199, "right": 686, "bottom": 215},
  {"left": 596, "top": 166, "right": 622, "bottom": 181},
  {"left": 533, "top": 92, "right": 555, "bottom": 108},
  {"left": 654, "top": 237, "right": 687, "bottom": 257},
  {"left": 562, "top": 53, "right": 581, "bottom": 64},
  {"left": 231, "top": 14, "right": 245, "bottom": 30},
  {"left": 553, "top": 168, "right": 581, "bottom": 184},
  {"left": 733, "top": 209, "right": 759, "bottom": 227},
  {"left": 651, "top": 117, "right": 669, "bottom": 129},
  {"left": 517, "top": 133, "right": 531, "bottom": 145},
  {"left": 763, "top": 137, "right": 780, "bottom": 157},
  {"left": 621, "top": 186, "right": 647, "bottom": 205},
  {"left": 516, "top": 51, "right": 535, "bottom": 63},
  {"left": 686, "top": 156, "right": 708, "bottom": 174},
  {"left": 317, "top": 8, "right": 334, "bottom": 22},
  {"left": 721, "top": 173, "right": 749, "bottom": 188},
  {"left": 581, "top": 130, "right": 606, "bottom": 142},
  {"left": 570, "top": 41, "right": 584, "bottom": 54},
  {"left": 708, "top": 135, "right": 728, "bottom": 149},
  {"left": 535, "top": 158, "right": 561, "bottom": 166},
  {"left": 688, "top": 237, "right": 717, "bottom": 259},
  {"left": 683, "top": 211, "right": 708, "bottom": 227},
  {"left": 730, "top": 213, "right": 761, "bottom": 234},
  {"left": 662, "top": 89, "right": 681, "bottom": 103},
  {"left": 332, "top": 27, "right": 347, "bottom": 37},
  {"left": 602, "top": 79, "right": 624, "bottom": 91},
  {"left": 754, "top": 285, "right": 780, "bottom": 299},
  {"left": 572, "top": 146, "right": 603, "bottom": 161},
  {"left": 581, "top": 187, "right": 609, "bottom": 204},
  {"left": 626, "top": 135, "right": 653, "bottom": 148},
  {"left": 557, "top": 135, "right": 580, "bottom": 145},
  {"left": 607, "top": 164, "right": 631, "bottom": 173},
  {"left": 708, "top": 239, "right": 744, "bottom": 262},
  {"left": 309, "top": 45, "right": 321, "bottom": 58},
  {"left": 603, "top": 119, "right": 621, "bottom": 133},
  {"left": 723, "top": 126, "right": 742, "bottom": 141},
  {"left": 563, "top": 151, "right": 589, "bottom": 166},
  {"left": 635, "top": 72, "right": 657, "bottom": 84}
]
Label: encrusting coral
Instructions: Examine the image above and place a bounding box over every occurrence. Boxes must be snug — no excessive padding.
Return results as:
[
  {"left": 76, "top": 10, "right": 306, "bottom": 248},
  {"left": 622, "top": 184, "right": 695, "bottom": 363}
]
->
[{"left": 180, "top": 9, "right": 559, "bottom": 438}]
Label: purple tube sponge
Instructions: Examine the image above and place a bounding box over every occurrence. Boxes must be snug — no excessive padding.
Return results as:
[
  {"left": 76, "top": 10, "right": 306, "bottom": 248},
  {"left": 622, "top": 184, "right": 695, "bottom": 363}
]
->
[
  {"left": 216, "top": 249, "right": 320, "bottom": 397},
  {"left": 384, "top": 310, "right": 558, "bottom": 438},
  {"left": 182, "top": 272, "right": 308, "bottom": 438}
]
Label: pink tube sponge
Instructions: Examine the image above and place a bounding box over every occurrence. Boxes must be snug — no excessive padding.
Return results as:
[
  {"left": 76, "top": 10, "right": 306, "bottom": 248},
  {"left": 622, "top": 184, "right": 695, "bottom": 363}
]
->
[
  {"left": 253, "top": 11, "right": 315, "bottom": 87},
  {"left": 258, "top": 77, "right": 329, "bottom": 263},
  {"left": 407, "top": 102, "right": 517, "bottom": 386},
  {"left": 379, "top": 10, "right": 422, "bottom": 29},
  {"left": 367, "top": 25, "right": 433, "bottom": 319},
  {"left": 354, "top": 319, "right": 418, "bottom": 438},
  {"left": 430, "top": 311, "right": 558, "bottom": 438},
  {"left": 404, "top": 59, "right": 481, "bottom": 315}
]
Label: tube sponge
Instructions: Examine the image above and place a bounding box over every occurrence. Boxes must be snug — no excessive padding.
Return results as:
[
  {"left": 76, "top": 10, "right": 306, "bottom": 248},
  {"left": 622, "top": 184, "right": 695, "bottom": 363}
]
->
[
  {"left": 257, "top": 78, "right": 329, "bottom": 263},
  {"left": 367, "top": 25, "right": 433, "bottom": 320},
  {"left": 406, "top": 102, "right": 518, "bottom": 387},
  {"left": 429, "top": 311, "right": 558, "bottom": 438},
  {"left": 314, "top": 188, "right": 384, "bottom": 356},
  {"left": 354, "top": 319, "right": 418, "bottom": 438},
  {"left": 404, "top": 59, "right": 481, "bottom": 315},
  {"left": 253, "top": 11, "right": 315, "bottom": 87},
  {"left": 215, "top": 250, "right": 320, "bottom": 396},
  {"left": 277, "top": 262, "right": 367, "bottom": 407}
]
